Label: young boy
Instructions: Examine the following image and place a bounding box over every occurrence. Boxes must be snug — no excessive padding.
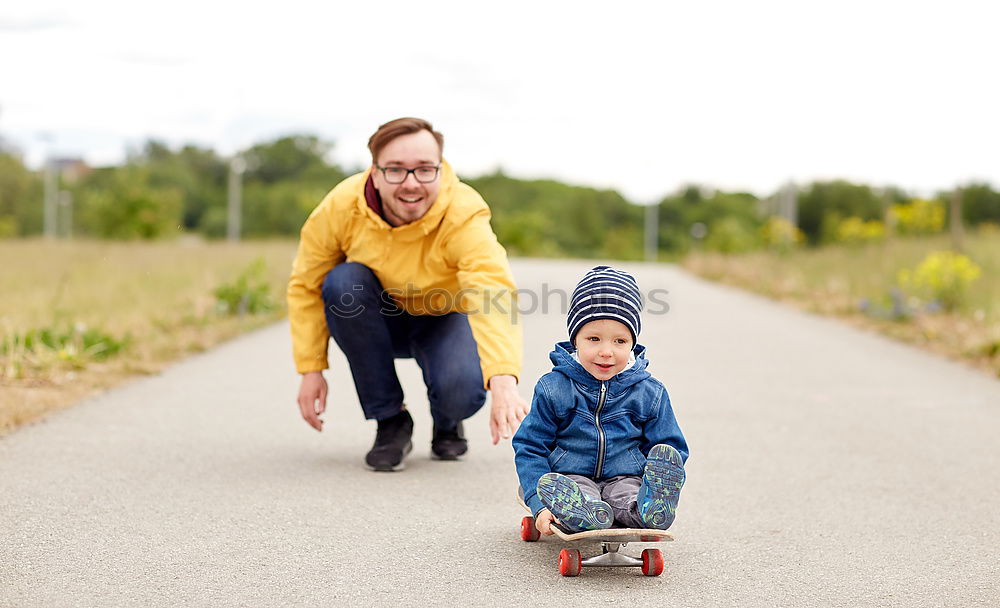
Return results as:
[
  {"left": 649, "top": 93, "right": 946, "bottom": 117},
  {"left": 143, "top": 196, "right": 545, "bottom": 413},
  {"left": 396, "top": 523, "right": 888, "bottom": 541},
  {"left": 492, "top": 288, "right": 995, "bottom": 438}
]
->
[{"left": 513, "top": 266, "right": 688, "bottom": 535}]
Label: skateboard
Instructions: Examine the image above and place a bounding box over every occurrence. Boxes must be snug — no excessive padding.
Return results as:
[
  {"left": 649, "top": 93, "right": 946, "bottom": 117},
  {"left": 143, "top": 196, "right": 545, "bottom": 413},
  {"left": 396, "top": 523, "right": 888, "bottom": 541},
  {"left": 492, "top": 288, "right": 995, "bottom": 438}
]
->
[{"left": 517, "top": 492, "right": 673, "bottom": 577}]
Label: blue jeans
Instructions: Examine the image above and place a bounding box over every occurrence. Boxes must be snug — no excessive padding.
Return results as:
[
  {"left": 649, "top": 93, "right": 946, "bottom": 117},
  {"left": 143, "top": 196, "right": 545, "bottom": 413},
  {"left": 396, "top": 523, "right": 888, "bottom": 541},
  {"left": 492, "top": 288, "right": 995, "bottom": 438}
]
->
[{"left": 321, "top": 262, "right": 487, "bottom": 425}]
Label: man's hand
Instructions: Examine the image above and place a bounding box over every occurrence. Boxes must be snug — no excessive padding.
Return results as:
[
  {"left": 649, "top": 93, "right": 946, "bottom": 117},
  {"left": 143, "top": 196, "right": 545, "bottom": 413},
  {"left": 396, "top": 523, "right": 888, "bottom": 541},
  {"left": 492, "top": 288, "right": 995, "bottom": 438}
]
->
[
  {"left": 535, "top": 509, "right": 557, "bottom": 536},
  {"left": 488, "top": 374, "right": 529, "bottom": 444},
  {"left": 297, "top": 371, "right": 327, "bottom": 432}
]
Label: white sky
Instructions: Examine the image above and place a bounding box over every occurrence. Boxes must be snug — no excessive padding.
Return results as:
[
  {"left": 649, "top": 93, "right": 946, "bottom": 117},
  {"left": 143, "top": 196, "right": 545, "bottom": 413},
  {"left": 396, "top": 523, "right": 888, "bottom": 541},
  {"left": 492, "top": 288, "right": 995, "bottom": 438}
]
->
[{"left": 1, "top": 0, "right": 998, "bottom": 203}]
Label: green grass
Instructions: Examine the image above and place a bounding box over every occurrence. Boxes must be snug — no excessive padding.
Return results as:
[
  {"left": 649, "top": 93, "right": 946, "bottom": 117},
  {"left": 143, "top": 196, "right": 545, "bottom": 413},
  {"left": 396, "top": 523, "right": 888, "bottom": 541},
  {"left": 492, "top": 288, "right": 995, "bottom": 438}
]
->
[
  {"left": 4, "top": 232, "right": 997, "bottom": 433},
  {"left": 0, "top": 237, "right": 299, "bottom": 433},
  {"left": 682, "top": 231, "right": 1000, "bottom": 376}
]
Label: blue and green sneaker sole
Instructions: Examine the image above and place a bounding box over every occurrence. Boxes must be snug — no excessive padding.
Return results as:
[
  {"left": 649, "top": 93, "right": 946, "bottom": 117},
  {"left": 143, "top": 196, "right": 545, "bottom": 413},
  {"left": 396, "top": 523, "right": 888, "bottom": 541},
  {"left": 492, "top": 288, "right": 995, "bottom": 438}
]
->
[
  {"left": 637, "top": 444, "right": 686, "bottom": 529},
  {"left": 536, "top": 473, "right": 613, "bottom": 532}
]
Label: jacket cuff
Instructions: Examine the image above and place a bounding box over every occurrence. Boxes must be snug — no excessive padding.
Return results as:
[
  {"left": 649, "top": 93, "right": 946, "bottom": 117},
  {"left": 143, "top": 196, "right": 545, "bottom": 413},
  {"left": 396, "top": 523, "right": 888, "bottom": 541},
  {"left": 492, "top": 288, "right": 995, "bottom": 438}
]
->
[
  {"left": 483, "top": 365, "right": 520, "bottom": 390},
  {"left": 295, "top": 361, "right": 329, "bottom": 374},
  {"left": 526, "top": 493, "right": 545, "bottom": 517}
]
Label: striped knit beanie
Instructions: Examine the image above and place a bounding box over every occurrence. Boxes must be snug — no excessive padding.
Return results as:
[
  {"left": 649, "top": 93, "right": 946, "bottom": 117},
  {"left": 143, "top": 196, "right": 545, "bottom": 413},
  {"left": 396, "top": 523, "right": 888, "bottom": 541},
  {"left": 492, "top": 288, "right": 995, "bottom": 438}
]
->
[{"left": 567, "top": 266, "right": 642, "bottom": 344}]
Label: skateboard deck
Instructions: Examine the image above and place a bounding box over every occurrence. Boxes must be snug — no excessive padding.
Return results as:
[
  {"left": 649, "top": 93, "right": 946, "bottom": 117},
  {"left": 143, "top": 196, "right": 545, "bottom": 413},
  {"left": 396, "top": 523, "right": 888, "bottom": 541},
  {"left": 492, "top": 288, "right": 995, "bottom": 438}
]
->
[
  {"left": 548, "top": 524, "right": 673, "bottom": 543},
  {"left": 517, "top": 490, "right": 672, "bottom": 576}
]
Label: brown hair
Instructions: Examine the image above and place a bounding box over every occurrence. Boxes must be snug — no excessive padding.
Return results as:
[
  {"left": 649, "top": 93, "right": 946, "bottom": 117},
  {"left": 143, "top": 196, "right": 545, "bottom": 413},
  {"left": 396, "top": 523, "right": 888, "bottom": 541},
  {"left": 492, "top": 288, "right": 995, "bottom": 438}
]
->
[{"left": 367, "top": 117, "right": 444, "bottom": 163}]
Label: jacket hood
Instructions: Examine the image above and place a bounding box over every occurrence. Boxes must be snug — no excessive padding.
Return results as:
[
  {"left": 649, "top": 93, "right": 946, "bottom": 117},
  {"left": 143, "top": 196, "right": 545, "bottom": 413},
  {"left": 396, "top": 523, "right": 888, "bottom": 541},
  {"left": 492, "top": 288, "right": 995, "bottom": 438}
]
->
[{"left": 549, "top": 340, "right": 650, "bottom": 390}]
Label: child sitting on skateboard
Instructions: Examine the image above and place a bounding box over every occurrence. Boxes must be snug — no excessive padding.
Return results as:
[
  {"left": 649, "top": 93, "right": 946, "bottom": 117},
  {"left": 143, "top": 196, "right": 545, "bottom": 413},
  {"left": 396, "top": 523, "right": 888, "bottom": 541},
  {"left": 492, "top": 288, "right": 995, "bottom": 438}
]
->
[{"left": 513, "top": 266, "right": 688, "bottom": 536}]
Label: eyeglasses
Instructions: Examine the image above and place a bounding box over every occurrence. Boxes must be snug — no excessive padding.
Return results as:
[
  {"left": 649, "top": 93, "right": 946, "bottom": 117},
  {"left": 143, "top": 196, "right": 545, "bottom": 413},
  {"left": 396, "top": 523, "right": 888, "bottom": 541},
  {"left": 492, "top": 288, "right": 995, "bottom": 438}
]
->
[{"left": 376, "top": 165, "right": 440, "bottom": 184}]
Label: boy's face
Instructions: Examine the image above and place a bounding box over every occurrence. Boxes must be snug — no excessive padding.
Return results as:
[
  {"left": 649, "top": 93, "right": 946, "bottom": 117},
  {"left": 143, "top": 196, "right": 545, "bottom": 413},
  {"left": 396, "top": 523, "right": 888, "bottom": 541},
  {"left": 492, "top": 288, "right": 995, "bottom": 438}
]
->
[{"left": 573, "top": 319, "right": 634, "bottom": 381}]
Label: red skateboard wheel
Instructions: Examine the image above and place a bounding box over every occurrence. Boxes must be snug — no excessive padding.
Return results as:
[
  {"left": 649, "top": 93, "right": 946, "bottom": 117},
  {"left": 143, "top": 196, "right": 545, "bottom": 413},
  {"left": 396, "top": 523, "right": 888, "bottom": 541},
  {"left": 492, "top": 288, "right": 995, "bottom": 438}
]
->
[
  {"left": 559, "top": 549, "right": 582, "bottom": 576},
  {"left": 641, "top": 548, "right": 664, "bottom": 576},
  {"left": 520, "top": 516, "right": 540, "bottom": 542}
]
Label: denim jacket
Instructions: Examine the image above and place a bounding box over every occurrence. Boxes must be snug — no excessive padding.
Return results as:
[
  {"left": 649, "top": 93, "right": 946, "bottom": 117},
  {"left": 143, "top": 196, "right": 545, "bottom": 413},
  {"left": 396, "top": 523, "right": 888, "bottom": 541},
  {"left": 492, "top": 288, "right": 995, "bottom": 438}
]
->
[{"left": 513, "top": 341, "right": 689, "bottom": 516}]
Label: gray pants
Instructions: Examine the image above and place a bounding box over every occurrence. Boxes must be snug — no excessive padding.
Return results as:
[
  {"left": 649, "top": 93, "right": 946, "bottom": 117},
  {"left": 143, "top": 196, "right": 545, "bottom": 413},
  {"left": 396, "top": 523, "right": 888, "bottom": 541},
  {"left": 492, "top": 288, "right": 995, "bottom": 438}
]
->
[{"left": 567, "top": 474, "right": 645, "bottom": 528}]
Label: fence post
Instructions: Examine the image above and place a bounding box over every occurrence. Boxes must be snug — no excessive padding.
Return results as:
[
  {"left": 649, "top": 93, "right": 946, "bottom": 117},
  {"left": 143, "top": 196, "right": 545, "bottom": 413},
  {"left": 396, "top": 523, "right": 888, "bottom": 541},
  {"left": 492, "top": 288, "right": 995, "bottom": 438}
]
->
[
  {"left": 644, "top": 203, "right": 658, "bottom": 262},
  {"left": 43, "top": 160, "right": 58, "bottom": 239},
  {"left": 227, "top": 156, "right": 246, "bottom": 242},
  {"left": 950, "top": 189, "right": 964, "bottom": 253}
]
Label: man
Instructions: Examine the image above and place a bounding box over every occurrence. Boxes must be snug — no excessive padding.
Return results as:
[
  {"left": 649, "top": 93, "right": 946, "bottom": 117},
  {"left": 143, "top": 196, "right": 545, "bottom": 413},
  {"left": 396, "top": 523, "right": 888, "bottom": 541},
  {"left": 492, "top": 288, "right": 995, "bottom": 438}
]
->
[{"left": 288, "top": 117, "right": 529, "bottom": 471}]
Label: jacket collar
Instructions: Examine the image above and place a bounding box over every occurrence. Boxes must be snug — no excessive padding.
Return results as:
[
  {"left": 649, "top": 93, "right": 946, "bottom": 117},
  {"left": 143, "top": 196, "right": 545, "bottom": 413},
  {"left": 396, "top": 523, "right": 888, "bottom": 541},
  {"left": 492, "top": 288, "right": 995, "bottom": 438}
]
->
[
  {"left": 356, "top": 159, "right": 457, "bottom": 240},
  {"left": 549, "top": 341, "right": 650, "bottom": 391}
]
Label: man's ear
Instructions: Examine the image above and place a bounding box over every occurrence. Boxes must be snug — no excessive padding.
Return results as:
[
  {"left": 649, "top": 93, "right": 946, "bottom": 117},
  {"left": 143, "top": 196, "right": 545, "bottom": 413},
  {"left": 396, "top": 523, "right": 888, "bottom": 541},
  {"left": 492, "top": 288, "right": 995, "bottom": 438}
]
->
[{"left": 370, "top": 165, "right": 380, "bottom": 190}]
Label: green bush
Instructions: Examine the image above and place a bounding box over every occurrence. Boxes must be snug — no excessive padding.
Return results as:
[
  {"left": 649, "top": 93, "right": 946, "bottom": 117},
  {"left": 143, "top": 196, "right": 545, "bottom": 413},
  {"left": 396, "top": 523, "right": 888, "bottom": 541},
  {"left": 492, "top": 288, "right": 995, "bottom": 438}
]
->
[
  {"left": 836, "top": 217, "right": 885, "bottom": 245},
  {"left": 0, "top": 215, "right": 17, "bottom": 238},
  {"left": 797, "top": 180, "right": 885, "bottom": 244},
  {"left": 1, "top": 323, "right": 130, "bottom": 377},
  {"left": 705, "top": 217, "right": 760, "bottom": 253},
  {"left": 77, "top": 166, "right": 183, "bottom": 239},
  {"left": 889, "top": 199, "right": 944, "bottom": 235},
  {"left": 958, "top": 183, "right": 1000, "bottom": 226},
  {"left": 0, "top": 152, "right": 42, "bottom": 236},
  {"left": 760, "top": 217, "right": 804, "bottom": 252},
  {"left": 897, "top": 251, "right": 982, "bottom": 312},
  {"left": 213, "top": 258, "right": 274, "bottom": 316}
]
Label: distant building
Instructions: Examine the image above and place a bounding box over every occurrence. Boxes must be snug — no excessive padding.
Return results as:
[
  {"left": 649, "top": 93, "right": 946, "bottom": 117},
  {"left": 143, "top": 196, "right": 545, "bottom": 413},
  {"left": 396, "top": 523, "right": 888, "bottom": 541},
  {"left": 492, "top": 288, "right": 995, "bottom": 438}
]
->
[{"left": 50, "top": 157, "right": 91, "bottom": 183}]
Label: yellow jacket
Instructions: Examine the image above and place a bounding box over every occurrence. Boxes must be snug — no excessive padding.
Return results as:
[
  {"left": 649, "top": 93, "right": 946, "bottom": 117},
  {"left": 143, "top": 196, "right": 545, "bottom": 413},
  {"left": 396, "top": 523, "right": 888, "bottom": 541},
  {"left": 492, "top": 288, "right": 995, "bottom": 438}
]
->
[{"left": 287, "top": 161, "right": 522, "bottom": 386}]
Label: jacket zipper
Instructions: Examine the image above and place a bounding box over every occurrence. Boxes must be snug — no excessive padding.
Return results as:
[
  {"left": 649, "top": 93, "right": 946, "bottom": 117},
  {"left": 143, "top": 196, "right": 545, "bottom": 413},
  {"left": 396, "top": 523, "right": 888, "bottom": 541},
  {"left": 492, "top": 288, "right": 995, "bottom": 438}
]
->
[{"left": 594, "top": 381, "right": 608, "bottom": 478}]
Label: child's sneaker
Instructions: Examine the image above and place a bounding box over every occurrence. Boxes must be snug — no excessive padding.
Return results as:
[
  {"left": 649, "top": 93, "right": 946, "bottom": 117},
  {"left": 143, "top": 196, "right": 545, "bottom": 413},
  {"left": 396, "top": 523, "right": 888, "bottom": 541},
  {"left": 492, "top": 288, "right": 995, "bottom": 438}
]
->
[
  {"left": 637, "top": 444, "right": 686, "bottom": 529},
  {"left": 536, "top": 473, "right": 613, "bottom": 532}
]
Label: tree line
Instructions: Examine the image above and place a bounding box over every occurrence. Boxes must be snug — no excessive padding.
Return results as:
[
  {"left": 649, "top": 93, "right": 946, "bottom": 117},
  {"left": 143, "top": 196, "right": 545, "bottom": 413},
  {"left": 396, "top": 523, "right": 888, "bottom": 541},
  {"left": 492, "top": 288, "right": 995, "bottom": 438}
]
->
[{"left": 2, "top": 134, "right": 999, "bottom": 258}]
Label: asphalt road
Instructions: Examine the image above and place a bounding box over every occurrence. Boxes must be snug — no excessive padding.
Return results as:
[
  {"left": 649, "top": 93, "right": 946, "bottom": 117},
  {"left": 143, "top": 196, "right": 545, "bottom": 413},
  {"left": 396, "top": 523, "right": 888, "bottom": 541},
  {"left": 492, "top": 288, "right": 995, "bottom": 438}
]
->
[{"left": 2, "top": 259, "right": 999, "bottom": 607}]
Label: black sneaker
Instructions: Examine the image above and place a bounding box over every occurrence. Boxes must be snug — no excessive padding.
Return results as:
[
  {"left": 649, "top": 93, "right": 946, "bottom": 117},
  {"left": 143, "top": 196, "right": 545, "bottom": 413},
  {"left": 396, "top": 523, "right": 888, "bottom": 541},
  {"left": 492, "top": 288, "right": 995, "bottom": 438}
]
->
[
  {"left": 431, "top": 422, "right": 467, "bottom": 460},
  {"left": 365, "top": 409, "right": 413, "bottom": 472}
]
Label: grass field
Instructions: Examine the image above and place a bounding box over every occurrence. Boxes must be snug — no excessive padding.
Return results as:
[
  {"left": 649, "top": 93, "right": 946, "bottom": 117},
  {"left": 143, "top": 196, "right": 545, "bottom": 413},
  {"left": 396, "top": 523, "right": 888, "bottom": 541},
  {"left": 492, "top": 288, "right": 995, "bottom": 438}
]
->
[
  {"left": 4, "top": 233, "right": 997, "bottom": 435},
  {"left": 0, "top": 238, "right": 299, "bottom": 433},
  {"left": 682, "top": 232, "right": 1000, "bottom": 377}
]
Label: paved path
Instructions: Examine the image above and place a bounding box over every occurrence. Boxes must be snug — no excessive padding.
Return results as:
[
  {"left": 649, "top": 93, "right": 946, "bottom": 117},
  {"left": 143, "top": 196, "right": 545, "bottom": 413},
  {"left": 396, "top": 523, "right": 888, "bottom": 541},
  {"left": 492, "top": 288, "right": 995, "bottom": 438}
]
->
[{"left": 2, "top": 259, "right": 999, "bottom": 607}]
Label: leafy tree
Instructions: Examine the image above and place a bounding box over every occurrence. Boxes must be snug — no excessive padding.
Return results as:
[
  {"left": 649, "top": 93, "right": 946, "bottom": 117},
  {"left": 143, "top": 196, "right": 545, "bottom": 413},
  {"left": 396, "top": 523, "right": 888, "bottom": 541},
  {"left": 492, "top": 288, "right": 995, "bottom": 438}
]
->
[
  {"left": 467, "top": 171, "right": 643, "bottom": 259},
  {"left": 705, "top": 216, "right": 760, "bottom": 253},
  {"left": 954, "top": 183, "right": 1000, "bottom": 226},
  {"left": 796, "top": 180, "right": 885, "bottom": 244},
  {"left": 240, "top": 181, "right": 333, "bottom": 237},
  {"left": 126, "top": 140, "right": 227, "bottom": 232},
  {"left": 0, "top": 152, "right": 42, "bottom": 237},
  {"left": 655, "top": 186, "right": 761, "bottom": 253},
  {"left": 242, "top": 135, "right": 335, "bottom": 184},
  {"left": 233, "top": 135, "right": 347, "bottom": 237},
  {"left": 76, "top": 165, "right": 183, "bottom": 239},
  {"left": 94, "top": 135, "right": 348, "bottom": 239}
]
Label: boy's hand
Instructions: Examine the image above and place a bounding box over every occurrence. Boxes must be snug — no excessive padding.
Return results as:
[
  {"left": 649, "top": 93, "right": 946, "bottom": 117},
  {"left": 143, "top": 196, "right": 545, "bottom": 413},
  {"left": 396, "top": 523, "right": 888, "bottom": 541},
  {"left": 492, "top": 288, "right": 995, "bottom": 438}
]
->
[{"left": 535, "top": 509, "right": 557, "bottom": 536}]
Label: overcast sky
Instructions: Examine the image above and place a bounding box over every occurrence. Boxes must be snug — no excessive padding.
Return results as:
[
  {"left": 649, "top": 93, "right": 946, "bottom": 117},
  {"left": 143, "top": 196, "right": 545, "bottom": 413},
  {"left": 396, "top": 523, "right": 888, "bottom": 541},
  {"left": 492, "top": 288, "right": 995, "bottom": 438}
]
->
[{"left": 1, "top": 0, "right": 997, "bottom": 203}]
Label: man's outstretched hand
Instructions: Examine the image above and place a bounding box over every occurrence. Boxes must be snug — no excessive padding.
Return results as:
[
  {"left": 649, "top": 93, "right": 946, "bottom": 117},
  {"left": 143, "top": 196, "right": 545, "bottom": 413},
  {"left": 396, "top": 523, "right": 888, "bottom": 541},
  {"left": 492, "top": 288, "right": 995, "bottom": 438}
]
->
[
  {"left": 488, "top": 374, "right": 529, "bottom": 444},
  {"left": 297, "top": 370, "right": 328, "bottom": 431}
]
